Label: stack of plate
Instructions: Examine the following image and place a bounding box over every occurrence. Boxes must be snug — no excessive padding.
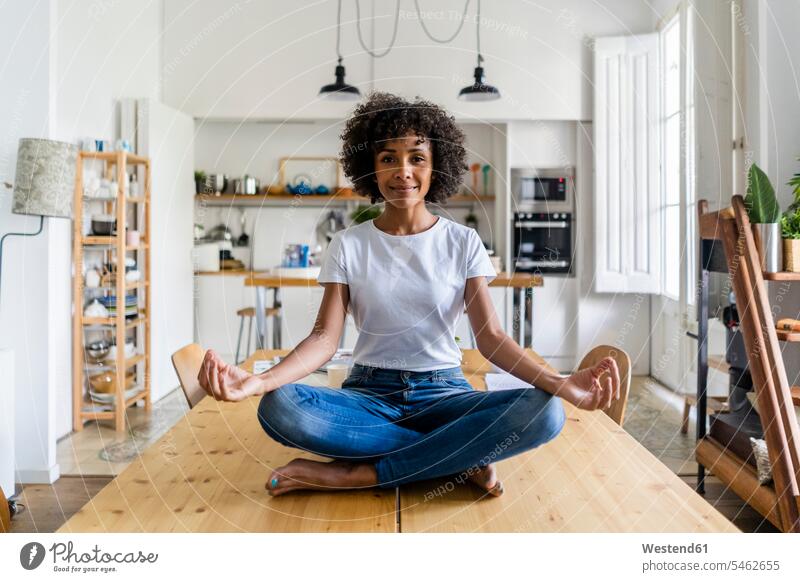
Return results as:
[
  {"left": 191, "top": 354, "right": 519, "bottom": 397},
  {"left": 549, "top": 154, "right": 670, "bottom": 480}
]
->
[
  {"left": 99, "top": 294, "right": 138, "bottom": 318},
  {"left": 89, "top": 386, "right": 142, "bottom": 404}
]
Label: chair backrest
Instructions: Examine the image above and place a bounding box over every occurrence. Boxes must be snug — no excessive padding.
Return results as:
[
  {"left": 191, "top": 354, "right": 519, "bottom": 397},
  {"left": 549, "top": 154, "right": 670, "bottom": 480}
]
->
[
  {"left": 577, "top": 345, "right": 632, "bottom": 426},
  {"left": 0, "top": 485, "right": 10, "bottom": 533},
  {"left": 171, "top": 343, "right": 207, "bottom": 409}
]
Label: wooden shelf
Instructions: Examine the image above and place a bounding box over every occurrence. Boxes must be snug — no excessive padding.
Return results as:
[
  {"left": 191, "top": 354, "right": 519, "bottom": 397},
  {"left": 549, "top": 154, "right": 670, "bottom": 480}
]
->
[
  {"left": 776, "top": 329, "right": 800, "bottom": 342},
  {"left": 84, "top": 353, "right": 145, "bottom": 372},
  {"left": 82, "top": 314, "right": 147, "bottom": 329},
  {"left": 762, "top": 271, "right": 800, "bottom": 281},
  {"left": 84, "top": 281, "right": 148, "bottom": 292},
  {"left": 196, "top": 190, "right": 364, "bottom": 204},
  {"left": 195, "top": 191, "right": 495, "bottom": 206},
  {"left": 80, "top": 388, "right": 148, "bottom": 416},
  {"left": 696, "top": 437, "right": 782, "bottom": 529},
  {"left": 81, "top": 151, "right": 148, "bottom": 165},
  {"left": 82, "top": 236, "right": 148, "bottom": 250},
  {"left": 83, "top": 196, "right": 147, "bottom": 204},
  {"left": 83, "top": 236, "right": 116, "bottom": 245},
  {"left": 707, "top": 354, "right": 730, "bottom": 374}
]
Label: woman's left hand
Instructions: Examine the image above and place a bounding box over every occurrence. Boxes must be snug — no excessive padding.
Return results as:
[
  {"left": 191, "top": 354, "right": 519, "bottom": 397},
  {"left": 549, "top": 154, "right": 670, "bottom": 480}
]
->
[
  {"left": 198, "top": 349, "right": 264, "bottom": 402},
  {"left": 554, "top": 356, "right": 621, "bottom": 411}
]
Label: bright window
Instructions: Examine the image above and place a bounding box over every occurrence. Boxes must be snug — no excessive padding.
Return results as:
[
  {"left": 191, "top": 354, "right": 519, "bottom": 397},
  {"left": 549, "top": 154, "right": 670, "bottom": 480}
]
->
[{"left": 661, "top": 14, "right": 681, "bottom": 300}]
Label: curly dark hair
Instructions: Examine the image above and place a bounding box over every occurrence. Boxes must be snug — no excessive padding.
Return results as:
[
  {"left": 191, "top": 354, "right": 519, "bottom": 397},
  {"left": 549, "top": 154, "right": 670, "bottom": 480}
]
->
[{"left": 339, "top": 92, "right": 467, "bottom": 204}]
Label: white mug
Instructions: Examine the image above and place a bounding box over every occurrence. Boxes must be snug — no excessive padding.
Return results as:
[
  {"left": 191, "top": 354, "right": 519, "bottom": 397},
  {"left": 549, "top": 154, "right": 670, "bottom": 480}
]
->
[
  {"left": 326, "top": 364, "right": 349, "bottom": 389},
  {"left": 85, "top": 269, "right": 101, "bottom": 288}
]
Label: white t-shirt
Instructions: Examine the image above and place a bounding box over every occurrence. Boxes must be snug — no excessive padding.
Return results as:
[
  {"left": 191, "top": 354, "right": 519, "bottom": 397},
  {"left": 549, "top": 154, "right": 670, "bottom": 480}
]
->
[{"left": 317, "top": 216, "right": 497, "bottom": 371}]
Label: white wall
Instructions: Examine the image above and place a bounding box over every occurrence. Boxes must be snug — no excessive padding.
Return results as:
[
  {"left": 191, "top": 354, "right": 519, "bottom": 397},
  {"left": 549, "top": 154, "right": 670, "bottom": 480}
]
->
[
  {"left": 139, "top": 100, "right": 195, "bottom": 402},
  {"left": 52, "top": 0, "right": 165, "bottom": 439},
  {"left": 742, "top": 0, "right": 800, "bottom": 385},
  {"left": 0, "top": 350, "right": 14, "bottom": 495},
  {"left": 0, "top": 0, "right": 61, "bottom": 484},
  {"left": 164, "top": 0, "right": 654, "bottom": 121},
  {"left": 55, "top": 0, "right": 162, "bottom": 140}
]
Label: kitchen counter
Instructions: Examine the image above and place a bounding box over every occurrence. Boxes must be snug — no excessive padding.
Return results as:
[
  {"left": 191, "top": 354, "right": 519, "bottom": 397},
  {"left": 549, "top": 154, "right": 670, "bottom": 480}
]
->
[
  {"left": 243, "top": 271, "right": 542, "bottom": 350},
  {"left": 195, "top": 269, "right": 545, "bottom": 289},
  {"left": 194, "top": 269, "right": 253, "bottom": 276}
]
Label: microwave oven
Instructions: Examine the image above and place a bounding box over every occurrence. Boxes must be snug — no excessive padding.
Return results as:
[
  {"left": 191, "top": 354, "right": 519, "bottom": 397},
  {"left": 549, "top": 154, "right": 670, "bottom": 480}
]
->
[{"left": 510, "top": 167, "right": 574, "bottom": 213}]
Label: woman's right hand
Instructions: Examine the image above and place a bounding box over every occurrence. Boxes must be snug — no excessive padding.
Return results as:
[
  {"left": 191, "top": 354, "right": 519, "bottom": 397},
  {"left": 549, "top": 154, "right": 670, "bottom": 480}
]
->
[
  {"left": 555, "top": 356, "right": 620, "bottom": 411},
  {"left": 198, "top": 349, "right": 267, "bottom": 402}
]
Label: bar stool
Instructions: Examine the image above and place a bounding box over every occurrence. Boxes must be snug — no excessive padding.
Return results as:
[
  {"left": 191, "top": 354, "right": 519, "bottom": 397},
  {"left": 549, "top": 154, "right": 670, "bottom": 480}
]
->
[{"left": 236, "top": 306, "right": 281, "bottom": 364}]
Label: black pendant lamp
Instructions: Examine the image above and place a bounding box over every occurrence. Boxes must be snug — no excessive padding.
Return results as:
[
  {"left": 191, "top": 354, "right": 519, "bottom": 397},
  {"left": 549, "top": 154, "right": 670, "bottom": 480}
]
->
[
  {"left": 319, "top": 0, "right": 361, "bottom": 101},
  {"left": 458, "top": 0, "right": 501, "bottom": 102}
]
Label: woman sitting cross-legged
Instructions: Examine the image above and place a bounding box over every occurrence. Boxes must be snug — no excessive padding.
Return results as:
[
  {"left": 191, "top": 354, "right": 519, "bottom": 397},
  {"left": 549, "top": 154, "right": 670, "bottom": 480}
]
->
[{"left": 198, "top": 92, "right": 620, "bottom": 498}]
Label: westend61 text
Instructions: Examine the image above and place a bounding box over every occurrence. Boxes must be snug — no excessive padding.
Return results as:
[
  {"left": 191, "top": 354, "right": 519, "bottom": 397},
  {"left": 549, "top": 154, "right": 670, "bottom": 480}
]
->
[
  {"left": 642, "top": 543, "right": 708, "bottom": 554},
  {"left": 49, "top": 542, "right": 159, "bottom": 564}
]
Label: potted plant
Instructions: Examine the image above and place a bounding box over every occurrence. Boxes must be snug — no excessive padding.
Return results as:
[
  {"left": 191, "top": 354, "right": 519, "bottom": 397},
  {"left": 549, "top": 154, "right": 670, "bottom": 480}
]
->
[
  {"left": 349, "top": 204, "right": 382, "bottom": 224},
  {"left": 781, "top": 158, "right": 800, "bottom": 272},
  {"left": 788, "top": 157, "right": 800, "bottom": 211},
  {"left": 744, "top": 163, "right": 781, "bottom": 272},
  {"left": 194, "top": 170, "right": 207, "bottom": 195},
  {"left": 780, "top": 209, "right": 800, "bottom": 272}
]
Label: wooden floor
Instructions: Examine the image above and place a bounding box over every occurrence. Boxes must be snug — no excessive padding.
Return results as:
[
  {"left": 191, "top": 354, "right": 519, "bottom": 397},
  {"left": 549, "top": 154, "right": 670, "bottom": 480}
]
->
[
  {"left": 10, "top": 477, "right": 112, "bottom": 533},
  {"left": 10, "top": 376, "right": 777, "bottom": 532}
]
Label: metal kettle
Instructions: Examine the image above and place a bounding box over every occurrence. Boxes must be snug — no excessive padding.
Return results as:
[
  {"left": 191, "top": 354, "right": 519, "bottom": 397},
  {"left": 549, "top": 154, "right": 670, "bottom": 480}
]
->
[{"left": 234, "top": 175, "right": 259, "bottom": 195}]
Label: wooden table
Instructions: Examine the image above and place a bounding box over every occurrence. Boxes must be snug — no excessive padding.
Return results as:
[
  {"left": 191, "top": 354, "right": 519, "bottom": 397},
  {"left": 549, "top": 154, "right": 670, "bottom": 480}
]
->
[
  {"left": 244, "top": 271, "right": 544, "bottom": 350},
  {"left": 58, "top": 349, "right": 737, "bottom": 533}
]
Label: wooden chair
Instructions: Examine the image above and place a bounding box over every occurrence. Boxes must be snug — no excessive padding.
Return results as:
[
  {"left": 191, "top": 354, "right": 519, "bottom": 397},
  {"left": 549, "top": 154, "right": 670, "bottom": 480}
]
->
[
  {"left": 235, "top": 306, "right": 281, "bottom": 364},
  {"left": 577, "top": 345, "right": 632, "bottom": 426},
  {"left": 0, "top": 485, "right": 10, "bottom": 533},
  {"left": 171, "top": 343, "right": 207, "bottom": 409}
]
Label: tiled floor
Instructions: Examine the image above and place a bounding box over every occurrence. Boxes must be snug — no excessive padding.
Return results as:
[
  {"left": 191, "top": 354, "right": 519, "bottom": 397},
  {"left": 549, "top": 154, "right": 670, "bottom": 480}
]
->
[
  {"left": 56, "top": 388, "right": 188, "bottom": 476},
  {"left": 10, "top": 376, "right": 779, "bottom": 532}
]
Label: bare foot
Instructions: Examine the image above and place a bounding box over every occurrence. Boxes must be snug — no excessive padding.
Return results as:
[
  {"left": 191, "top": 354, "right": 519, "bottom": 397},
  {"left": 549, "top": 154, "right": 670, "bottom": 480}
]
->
[
  {"left": 266, "top": 458, "right": 378, "bottom": 496},
  {"left": 467, "top": 464, "right": 504, "bottom": 497}
]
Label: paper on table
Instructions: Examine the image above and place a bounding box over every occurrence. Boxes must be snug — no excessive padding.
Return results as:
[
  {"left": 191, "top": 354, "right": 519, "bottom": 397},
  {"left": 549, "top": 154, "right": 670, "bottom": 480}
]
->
[
  {"left": 485, "top": 372, "right": 535, "bottom": 391},
  {"left": 252, "top": 359, "right": 277, "bottom": 374}
]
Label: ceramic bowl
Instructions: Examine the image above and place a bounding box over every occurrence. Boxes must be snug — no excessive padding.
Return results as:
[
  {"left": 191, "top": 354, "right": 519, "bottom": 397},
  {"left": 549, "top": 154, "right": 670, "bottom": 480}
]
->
[
  {"left": 91, "top": 215, "right": 116, "bottom": 236},
  {"left": 86, "top": 340, "right": 110, "bottom": 363},
  {"left": 89, "top": 371, "right": 136, "bottom": 394}
]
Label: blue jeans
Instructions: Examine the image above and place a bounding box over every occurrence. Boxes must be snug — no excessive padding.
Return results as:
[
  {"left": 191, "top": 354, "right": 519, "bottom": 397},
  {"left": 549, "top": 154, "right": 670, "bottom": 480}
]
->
[{"left": 256, "top": 363, "right": 566, "bottom": 489}]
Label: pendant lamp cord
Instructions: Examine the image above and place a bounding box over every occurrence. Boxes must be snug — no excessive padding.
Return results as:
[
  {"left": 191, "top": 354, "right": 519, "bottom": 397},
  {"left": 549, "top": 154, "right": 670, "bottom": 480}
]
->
[
  {"left": 350, "top": 0, "right": 473, "bottom": 59},
  {"left": 336, "top": 0, "right": 343, "bottom": 64},
  {"left": 354, "top": 0, "right": 401, "bottom": 59},
  {"left": 476, "top": 0, "right": 483, "bottom": 66},
  {"left": 414, "top": 0, "right": 471, "bottom": 44}
]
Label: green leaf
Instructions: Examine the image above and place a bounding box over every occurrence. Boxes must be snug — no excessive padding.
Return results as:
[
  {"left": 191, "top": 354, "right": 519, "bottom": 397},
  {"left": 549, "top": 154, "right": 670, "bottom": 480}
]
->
[
  {"left": 781, "top": 210, "right": 800, "bottom": 239},
  {"left": 745, "top": 163, "right": 779, "bottom": 223}
]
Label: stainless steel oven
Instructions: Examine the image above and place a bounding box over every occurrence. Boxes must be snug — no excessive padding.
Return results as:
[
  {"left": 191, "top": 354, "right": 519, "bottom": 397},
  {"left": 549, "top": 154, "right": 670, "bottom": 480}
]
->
[
  {"left": 513, "top": 211, "right": 573, "bottom": 274},
  {"left": 511, "top": 167, "right": 574, "bottom": 213}
]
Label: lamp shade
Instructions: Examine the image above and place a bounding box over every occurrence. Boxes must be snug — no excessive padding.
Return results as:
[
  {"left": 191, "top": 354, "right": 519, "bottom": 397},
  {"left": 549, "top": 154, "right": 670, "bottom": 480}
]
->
[
  {"left": 318, "top": 64, "right": 361, "bottom": 101},
  {"left": 12, "top": 138, "right": 77, "bottom": 219}
]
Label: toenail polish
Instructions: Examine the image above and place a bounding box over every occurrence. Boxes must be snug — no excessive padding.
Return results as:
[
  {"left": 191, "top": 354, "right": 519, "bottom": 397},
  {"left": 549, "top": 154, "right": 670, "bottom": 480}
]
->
[{"left": 270, "top": 477, "right": 279, "bottom": 489}]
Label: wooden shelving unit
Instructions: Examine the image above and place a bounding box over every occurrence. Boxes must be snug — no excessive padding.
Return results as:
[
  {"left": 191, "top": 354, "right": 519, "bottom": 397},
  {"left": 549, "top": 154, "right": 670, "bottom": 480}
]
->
[
  {"left": 694, "top": 197, "right": 800, "bottom": 532},
  {"left": 72, "top": 151, "right": 152, "bottom": 432}
]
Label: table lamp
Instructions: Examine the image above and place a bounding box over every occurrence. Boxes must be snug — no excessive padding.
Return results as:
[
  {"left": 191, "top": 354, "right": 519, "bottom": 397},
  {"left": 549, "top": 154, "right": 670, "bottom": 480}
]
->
[{"left": 0, "top": 138, "right": 77, "bottom": 305}]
